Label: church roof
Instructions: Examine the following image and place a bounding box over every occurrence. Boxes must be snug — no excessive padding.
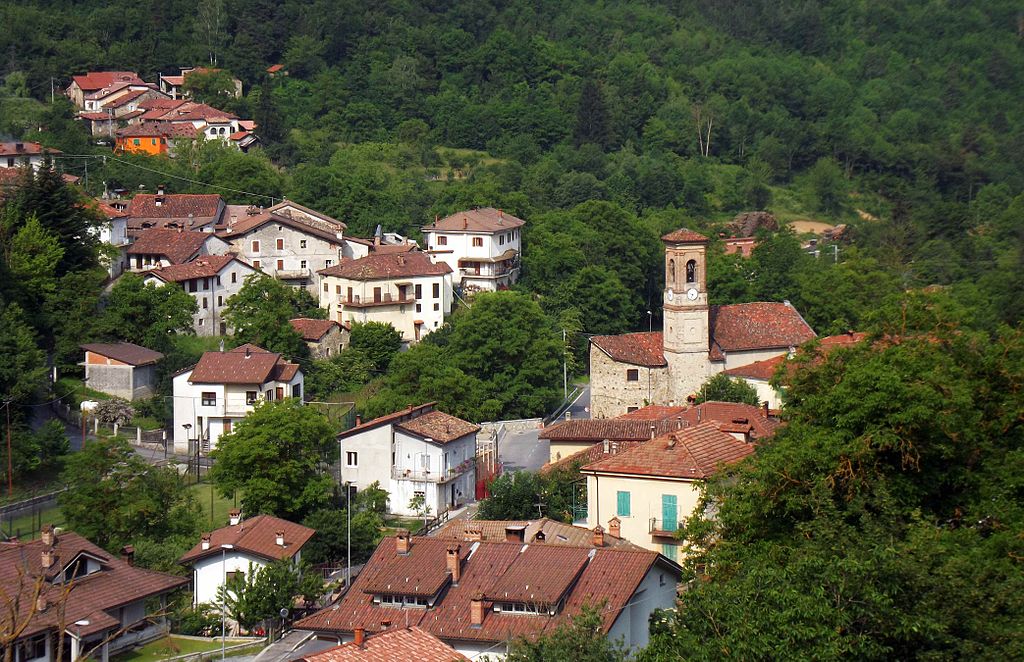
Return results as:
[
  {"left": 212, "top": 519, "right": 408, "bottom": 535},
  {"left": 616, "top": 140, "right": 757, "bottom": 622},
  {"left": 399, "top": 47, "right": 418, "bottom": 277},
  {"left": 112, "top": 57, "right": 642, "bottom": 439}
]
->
[
  {"left": 590, "top": 332, "right": 666, "bottom": 367},
  {"left": 662, "top": 228, "right": 709, "bottom": 243}
]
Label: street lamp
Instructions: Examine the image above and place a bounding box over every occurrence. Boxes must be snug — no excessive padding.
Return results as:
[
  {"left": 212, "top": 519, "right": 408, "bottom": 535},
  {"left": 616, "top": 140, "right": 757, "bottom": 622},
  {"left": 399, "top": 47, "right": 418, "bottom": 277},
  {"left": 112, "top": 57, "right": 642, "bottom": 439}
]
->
[
  {"left": 220, "top": 543, "right": 234, "bottom": 660},
  {"left": 72, "top": 619, "right": 90, "bottom": 661},
  {"left": 182, "top": 423, "right": 193, "bottom": 481},
  {"left": 422, "top": 438, "right": 433, "bottom": 531},
  {"left": 344, "top": 481, "right": 351, "bottom": 590},
  {"left": 647, "top": 310, "right": 653, "bottom": 333}
]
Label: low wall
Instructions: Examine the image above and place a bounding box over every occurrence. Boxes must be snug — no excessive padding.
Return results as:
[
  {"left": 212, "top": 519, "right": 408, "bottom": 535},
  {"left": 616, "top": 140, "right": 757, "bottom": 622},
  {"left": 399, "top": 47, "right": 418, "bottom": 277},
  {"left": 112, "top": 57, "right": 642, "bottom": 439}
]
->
[{"left": 479, "top": 418, "right": 541, "bottom": 437}]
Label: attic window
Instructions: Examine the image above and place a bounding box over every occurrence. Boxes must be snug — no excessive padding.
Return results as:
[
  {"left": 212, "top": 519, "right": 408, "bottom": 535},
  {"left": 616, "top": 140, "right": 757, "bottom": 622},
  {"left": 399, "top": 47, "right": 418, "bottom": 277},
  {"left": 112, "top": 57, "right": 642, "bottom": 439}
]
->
[
  {"left": 375, "top": 594, "right": 429, "bottom": 609},
  {"left": 495, "top": 602, "right": 550, "bottom": 616}
]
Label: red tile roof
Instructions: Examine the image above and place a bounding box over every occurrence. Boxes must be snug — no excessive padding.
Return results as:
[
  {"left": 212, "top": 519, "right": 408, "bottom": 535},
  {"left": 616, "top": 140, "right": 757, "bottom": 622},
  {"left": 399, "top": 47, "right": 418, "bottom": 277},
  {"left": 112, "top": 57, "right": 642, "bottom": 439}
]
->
[
  {"left": 540, "top": 419, "right": 678, "bottom": 443},
  {"left": 486, "top": 545, "right": 591, "bottom": 604},
  {"left": 0, "top": 531, "right": 187, "bottom": 641},
  {"left": 434, "top": 518, "right": 644, "bottom": 550},
  {"left": 394, "top": 410, "right": 480, "bottom": 444},
  {"left": 141, "top": 100, "right": 238, "bottom": 122},
  {"left": 582, "top": 422, "right": 755, "bottom": 479},
  {"left": 590, "top": 332, "right": 666, "bottom": 367},
  {"left": 81, "top": 342, "right": 164, "bottom": 366},
  {"left": 723, "top": 355, "right": 784, "bottom": 381},
  {"left": 290, "top": 318, "right": 340, "bottom": 342},
  {"left": 267, "top": 64, "right": 285, "bottom": 73},
  {"left": 144, "top": 254, "right": 242, "bottom": 282},
  {"left": 94, "top": 200, "right": 128, "bottom": 218},
  {"left": 186, "top": 344, "right": 299, "bottom": 386},
  {"left": 319, "top": 252, "right": 451, "bottom": 280},
  {"left": 542, "top": 440, "right": 648, "bottom": 474},
  {"left": 423, "top": 207, "right": 525, "bottom": 233},
  {"left": 295, "top": 536, "right": 673, "bottom": 645},
  {"left": 267, "top": 200, "right": 345, "bottom": 231},
  {"left": 179, "top": 514, "right": 315, "bottom": 565},
  {"left": 71, "top": 71, "right": 144, "bottom": 91},
  {"left": 218, "top": 211, "right": 340, "bottom": 244},
  {"left": 127, "top": 193, "right": 224, "bottom": 220},
  {"left": 617, "top": 405, "right": 689, "bottom": 420},
  {"left": 300, "top": 626, "right": 469, "bottom": 662},
  {"left": 101, "top": 88, "right": 150, "bottom": 108},
  {"left": 338, "top": 403, "right": 438, "bottom": 440},
  {"left": 126, "top": 228, "right": 216, "bottom": 264},
  {"left": 0, "top": 141, "right": 62, "bottom": 157},
  {"left": 709, "top": 302, "right": 816, "bottom": 356},
  {"left": 359, "top": 540, "right": 463, "bottom": 598},
  {"left": 662, "top": 228, "right": 709, "bottom": 243}
]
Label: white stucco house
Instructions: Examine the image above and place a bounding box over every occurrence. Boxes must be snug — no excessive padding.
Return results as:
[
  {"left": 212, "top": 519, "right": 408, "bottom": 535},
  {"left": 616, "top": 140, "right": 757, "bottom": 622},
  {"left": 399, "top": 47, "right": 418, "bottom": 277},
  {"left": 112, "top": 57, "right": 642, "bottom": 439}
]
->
[
  {"left": 171, "top": 343, "right": 303, "bottom": 454},
  {"left": 142, "top": 254, "right": 256, "bottom": 336},
  {"left": 0, "top": 141, "right": 63, "bottom": 172},
  {"left": 318, "top": 251, "right": 453, "bottom": 344},
  {"left": 178, "top": 512, "right": 315, "bottom": 606},
  {"left": 422, "top": 208, "right": 524, "bottom": 292},
  {"left": 338, "top": 403, "right": 479, "bottom": 517}
]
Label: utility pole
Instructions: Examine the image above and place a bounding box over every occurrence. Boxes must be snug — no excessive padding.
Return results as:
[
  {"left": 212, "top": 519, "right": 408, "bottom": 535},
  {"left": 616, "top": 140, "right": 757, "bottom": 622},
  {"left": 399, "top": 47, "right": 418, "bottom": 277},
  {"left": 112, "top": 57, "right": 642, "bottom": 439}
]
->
[
  {"left": 833, "top": 243, "right": 840, "bottom": 264},
  {"left": 562, "top": 329, "right": 568, "bottom": 401},
  {"left": 4, "top": 399, "right": 12, "bottom": 497},
  {"left": 50, "top": 78, "right": 55, "bottom": 104}
]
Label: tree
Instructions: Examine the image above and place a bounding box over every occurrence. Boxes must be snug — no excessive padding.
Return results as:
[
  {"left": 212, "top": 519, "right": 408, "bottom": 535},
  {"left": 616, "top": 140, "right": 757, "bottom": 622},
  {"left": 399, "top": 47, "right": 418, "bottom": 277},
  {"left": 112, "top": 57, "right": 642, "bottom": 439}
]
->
[
  {"left": 217, "top": 559, "right": 322, "bottom": 633},
  {"left": 693, "top": 373, "right": 761, "bottom": 406},
  {"left": 93, "top": 398, "right": 135, "bottom": 425},
  {"left": 301, "top": 508, "right": 383, "bottom": 567},
  {"left": 0, "top": 300, "right": 47, "bottom": 404},
  {"left": 182, "top": 68, "right": 237, "bottom": 105},
  {"left": 574, "top": 80, "right": 610, "bottom": 149},
  {"left": 305, "top": 349, "right": 373, "bottom": 400},
  {"left": 804, "top": 156, "right": 847, "bottom": 216},
  {"left": 477, "top": 467, "right": 579, "bottom": 523},
  {"left": 348, "top": 322, "right": 402, "bottom": 373},
  {"left": 210, "top": 399, "right": 336, "bottom": 520},
  {"left": 642, "top": 297, "right": 1024, "bottom": 660},
  {"left": 223, "top": 274, "right": 322, "bottom": 360},
  {"left": 2, "top": 215, "right": 63, "bottom": 318},
  {"left": 59, "top": 437, "right": 202, "bottom": 552},
  {"left": 96, "top": 274, "right": 198, "bottom": 353},
  {"left": 505, "top": 604, "right": 627, "bottom": 661}
]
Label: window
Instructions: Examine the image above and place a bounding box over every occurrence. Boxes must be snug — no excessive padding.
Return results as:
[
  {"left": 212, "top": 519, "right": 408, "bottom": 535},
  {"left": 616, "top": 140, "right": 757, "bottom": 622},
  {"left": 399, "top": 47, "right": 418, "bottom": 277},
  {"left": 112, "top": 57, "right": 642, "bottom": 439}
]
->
[
  {"left": 216, "top": 275, "right": 221, "bottom": 286},
  {"left": 300, "top": 239, "right": 307, "bottom": 248},
  {"left": 323, "top": 282, "right": 329, "bottom": 292},
  {"left": 472, "top": 237, "right": 483, "bottom": 247},
  {"left": 616, "top": 490, "right": 631, "bottom": 517},
  {"left": 276, "top": 238, "right": 284, "bottom": 250},
  {"left": 433, "top": 303, "right": 439, "bottom": 311},
  {"left": 686, "top": 259, "right": 697, "bottom": 284},
  {"left": 151, "top": 138, "right": 157, "bottom": 146},
  {"left": 626, "top": 369, "right": 639, "bottom": 381},
  {"left": 253, "top": 260, "right": 260, "bottom": 269},
  {"left": 16, "top": 634, "right": 46, "bottom": 661},
  {"left": 669, "top": 259, "right": 676, "bottom": 283},
  {"left": 346, "top": 451, "right": 358, "bottom": 467},
  {"left": 251, "top": 240, "right": 260, "bottom": 252},
  {"left": 133, "top": 139, "right": 140, "bottom": 146},
  {"left": 292, "top": 383, "right": 301, "bottom": 398},
  {"left": 245, "top": 391, "right": 257, "bottom": 405},
  {"left": 374, "top": 287, "right": 382, "bottom": 303},
  {"left": 662, "top": 494, "right": 679, "bottom": 530},
  {"left": 218, "top": 295, "right": 223, "bottom": 306},
  {"left": 432, "top": 283, "right": 440, "bottom": 298},
  {"left": 437, "top": 236, "right": 447, "bottom": 246},
  {"left": 325, "top": 259, "right": 333, "bottom": 267},
  {"left": 226, "top": 570, "right": 245, "bottom": 583},
  {"left": 415, "top": 284, "right": 422, "bottom": 299},
  {"left": 201, "top": 392, "right": 216, "bottom": 406},
  {"left": 300, "top": 260, "right": 307, "bottom": 269},
  {"left": 202, "top": 297, "right": 208, "bottom": 309},
  {"left": 416, "top": 304, "right": 422, "bottom": 313},
  {"left": 189, "top": 279, "right": 198, "bottom": 293},
  {"left": 265, "top": 389, "right": 274, "bottom": 401},
  {"left": 499, "top": 234, "right": 505, "bottom": 246},
  {"left": 336, "top": 285, "right": 342, "bottom": 294},
  {"left": 223, "top": 418, "right": 232, "bottom": 433},
  {"left": 277, "top": 259, "right": 284, "bottom": 270},
  {"left": 627, "top": 406, "right": 639, "bottom": 413},
  {"left": 202, "top": 278, "right": 209, "bottom": 289},
  {"left": 198, "top": 318, "right": 204, "bottom": 326},
  {"left": 661, "top": 544, "right": 676, "bottom": 562},
  {"left": 231, "top": 271, "right": 237, "bottom": 284}
]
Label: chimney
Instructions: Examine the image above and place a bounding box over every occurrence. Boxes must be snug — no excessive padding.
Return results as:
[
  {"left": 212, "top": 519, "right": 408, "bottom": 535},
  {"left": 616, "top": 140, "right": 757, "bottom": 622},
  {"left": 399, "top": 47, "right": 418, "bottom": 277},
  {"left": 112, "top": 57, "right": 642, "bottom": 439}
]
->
[
  {"left": 464, "top": 526, "right": 483, "bottom": 542},
  {"left": 229, "top": 509, "right": 242, "bottom": 526},
  {"left": 276, "top": 531, "right": 285, "bottom": 547},
  {"left": 15, "top": 143, "right": 24, "bottom": 152},
  {"left": 592, "top": 525, "right": 605, "bottom": 548},
  {"left": 36, "top": 595, "right": 48, "bottom": 613},
  {"left": 504, "top": 526, "right": 526, "bottom": 543},
  {"left": 157, "top": 183, "right": 165, "bottom": 195},
  {"left": 41, "top": 548, "right": 55, "bottom": 569},
  {"left": 497, "top": 209, "right": 504, "bottom": 224},
  {"left": 40, "top": 524, "right": 55, "bottom": 547},
  {"left": 120, "top": 545, "right": 135, "bottom": 566},
  {"left": 763, "top": 401, "right": 770, "bottom": 418},
  {"left": 355, "top": 415, "right": 362, "bottom": 426},
  {"left": 244, "top": 348, "right": 251, "bottom": 359},
  {"left": 201, "top": 533, "right": 211, "bottom": 550},
  {"left": 470, "top": 593, "right": 485, "bottom": 627},
  {"left": 397, "top": 255, "right": 405, "bottom": 266},
  {"left": 462, "top": 216, "right": 468, "bottom": 230},
  {"left": 354, "top": 627, "right": 366, "bottom": 647},
  {"left": 608, "top": 517, "right": 621, "bottom": 539},
  {"left": 650, "top": 424, "right": 656, "bottom": 439},
  {"left": 602, "top": 439, "right": 610, "bottom": 455},
  {"left": 395, "top": 529, "right": 411, "bottom": 555},
  {"left": 154, "top": 196, "right": 163, "bottom": 207},
  {"left": 666, "top": 436, "right": 677, "bottom": 449},
  {"left": 446, "top": 544, "right": 461, "bottom": 584}
]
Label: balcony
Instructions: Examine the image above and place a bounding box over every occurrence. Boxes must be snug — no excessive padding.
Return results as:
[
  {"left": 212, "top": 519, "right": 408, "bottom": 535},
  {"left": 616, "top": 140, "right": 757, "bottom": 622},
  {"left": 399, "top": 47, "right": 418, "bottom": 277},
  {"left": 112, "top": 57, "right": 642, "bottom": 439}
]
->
[
  {"left": 392, "top": 459, "right": 474, "bottom": 483},
  {"left": 339, "top": 293, "right": 416, "bottom": 308},
  {"left": 275, "top": 268, "right": 311, "bottom": 280},
  {"left": 649, "top": 517, "right": 684, "bottom": 537}
]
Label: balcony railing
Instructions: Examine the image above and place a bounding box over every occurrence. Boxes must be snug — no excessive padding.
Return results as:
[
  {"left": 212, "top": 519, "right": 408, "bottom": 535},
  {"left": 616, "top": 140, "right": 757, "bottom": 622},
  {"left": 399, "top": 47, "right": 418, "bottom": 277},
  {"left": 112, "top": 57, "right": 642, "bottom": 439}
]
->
[
  {"left": 392, "top": 459, "right": 474, "bottom": 483},
  {"left": 649, "top": 517, "right": 684, "bottom": 536},
  {"left": 339, "top": 293, "right": 416, "bottom": 308}
]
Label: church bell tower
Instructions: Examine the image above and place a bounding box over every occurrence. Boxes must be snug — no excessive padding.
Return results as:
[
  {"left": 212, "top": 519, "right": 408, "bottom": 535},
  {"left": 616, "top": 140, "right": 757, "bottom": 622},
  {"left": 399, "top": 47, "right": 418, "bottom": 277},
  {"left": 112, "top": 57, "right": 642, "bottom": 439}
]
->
[{"left": 661, "top": 228, "right": 710, "bottom": 401}]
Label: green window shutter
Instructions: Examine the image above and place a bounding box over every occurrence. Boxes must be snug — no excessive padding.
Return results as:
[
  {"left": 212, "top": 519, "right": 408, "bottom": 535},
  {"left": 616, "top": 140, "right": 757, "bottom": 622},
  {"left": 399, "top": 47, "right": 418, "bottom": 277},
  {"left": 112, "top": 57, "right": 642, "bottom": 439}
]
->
[
  {"left": 661, "top": 543, "right": 675, "bottom": 561},
  {"left": 616, "top": 491, "right": 631, "bottom": 517},
  {"left": 662, "top": 494, "right": 678, "bottom": 530}
]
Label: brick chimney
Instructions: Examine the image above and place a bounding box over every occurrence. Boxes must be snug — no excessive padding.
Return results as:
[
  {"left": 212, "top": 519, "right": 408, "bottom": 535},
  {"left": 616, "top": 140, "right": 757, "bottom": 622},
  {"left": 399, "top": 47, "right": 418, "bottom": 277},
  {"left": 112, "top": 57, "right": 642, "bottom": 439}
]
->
[
  {"left": 592, "top": 525, "right": 605, "bottom": 548},
  {"left": 275, "top": 531, "right": 285, "bottom": 547},
  {"left": 355, "top": 415, "right": 362, "bottom": 426},
  {"left": 464, "top": 526, "right": 483, "bottom": 542},
  {"left": 41, "top": 548, "right": 55, "bottom": 569},
  {"left": 36, "top": 595, "right": 47, "bottom": 613},
  {"left": 120, "top": 545, "right": 135, "bottom": 566},
  {"left": 201, "top": 533, "right": 211, "bottom": 550},
  {"left": 395, "top": 529, "right": 411, "bottom": 555},
  {"left": 40, "top": 524, "right": 55, "bottom": 547},
  {"left": 763, "top": 401, "right": 770, "bottom": 418},
  {"left": 470, "top": 592, "right": 485, "bottom": 628},
  {"left": 354, "top": 627, "right": 366, "bottom": 647},
  {"left": 608, "top": 517, "right": 621, "bottom": 539},
  {"left": 229, "top": 509, "right": 241, "bottom": 526},
  {"left": 446, "top": 544, "right": 461, "bottom": 584}
]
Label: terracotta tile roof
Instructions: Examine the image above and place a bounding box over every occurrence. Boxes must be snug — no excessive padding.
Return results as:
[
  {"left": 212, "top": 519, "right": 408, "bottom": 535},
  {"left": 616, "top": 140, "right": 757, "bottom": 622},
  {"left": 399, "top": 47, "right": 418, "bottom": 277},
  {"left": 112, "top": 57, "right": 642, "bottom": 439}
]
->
[
  {"left": 71, "top": 71, "right": 144, "bottom": 91},
  {"left": 338, "top": 403, "right": 437, "bottom": 440},
  {"left": 267, "top": 64, "right": 285, "bottom": 73},
  {"left": 137, "top": 97, "right": 186, "bottom": 112},
  {"left": 144, "top": 254, "right": 241, "bottom": 282},
  {"left": 126, "top": 228, "right": 214, "bottom": 264},
  {"left": 294, "top": 536, "right": 671, "bottom": 645},
  {"left": 723, "top": 355, "right": 785, "bottom": 381},
  {"left": 434, "top": 518, "right": 644, "bottom": 550},
  {"left": 0, "top": 531, "right": 187, "bottom": 641},
  {"left": 709, "top": 302, "right": 816, "bottom": 355},
  {"left": 185, "top": 343, "right": 299, "bottom": 386},
  {"left": 290, "top": 318, "right": 340, "bottom": 342},
  {"left": 78, "top": 111, "right": 113, "bottom": 121},
  {"left": 310, "top": 629, "right": 467, "bottom": 661},
  {"left": 300, "top": 626, "right": 469, "bottom": 662},
  {"left": 94, "top": 200, "right": 128, "bottom": 218},
  {"left": 629, "top": 402, "right": 779, "bottom": 438},
  {"left": 423, "top": 207, "right": 525, "bottom": 233},
  {"left": 179, "top": 514, "right": 315, "bottom": 565},
  {"left": 145, "top": 100, "right": 238, "bottom": 122},
  {"left": 100, "top": 88, "right": 150, "bottom": 108},
  {"left": 617, "top": 405, "right": 688, "bottom": 420},
  {"left": 662, "top": 228, "right": 709, "bottom": 243},
  {"left": 127, "top": 193, "right": 224, "bottom": 220},
  {"left": 318, "top": 252, "right": 451, "bottom": 280},
  {"left": 582, "top": 422, "right": 755, "bottom": 479},
  {"left": 218, "top": 211, "right": 341, "bottom": 244},
  {"left": 267, "top": 200, "right": 346, "bottom": 232},
  {"left": 0, "top": 141, "right": 62, "bottom": 157},
  {"left": 539, "top": 419, "right": 678, "bottom": 443},
  {"left": 590, "top": 332, "right": 666, "bottom": 367},
  {"left": 161, "top": 75, "right": 185, "bottom": 86},
  {"left": 81, "top": 342, "right": 164, "bottom": 366},
  {"left": 394, "top": 411, "right": 480, "bottom": 444},
  {"left": 541, "top": 440, "right": 648, "bottom": 474},
  {"left": 370, "top": 243, "right": 417, "bottom": 254},
  {"left": 116, "top": 121, "right": 194, "bottom": 139},
  {"left": 359, "top": 541, "right": 463, "bottom": 598},
  {"left": 485, "top": 545, "right": 591, "bottom": 604}
]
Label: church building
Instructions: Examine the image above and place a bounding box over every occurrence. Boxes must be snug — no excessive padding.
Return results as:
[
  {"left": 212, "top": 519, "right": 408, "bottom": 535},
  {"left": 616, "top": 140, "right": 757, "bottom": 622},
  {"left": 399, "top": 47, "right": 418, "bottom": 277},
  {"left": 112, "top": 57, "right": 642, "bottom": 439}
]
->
[{"left": 589, "top": 229, "right": 816, "bottom": 418}]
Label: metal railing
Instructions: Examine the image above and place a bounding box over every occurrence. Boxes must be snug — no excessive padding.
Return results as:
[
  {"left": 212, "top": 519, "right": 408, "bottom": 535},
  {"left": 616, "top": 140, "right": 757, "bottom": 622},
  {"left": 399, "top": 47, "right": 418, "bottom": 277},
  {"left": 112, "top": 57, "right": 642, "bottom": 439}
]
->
[{"left": 649, "top": 517, "right": 683, "bottom": 535}]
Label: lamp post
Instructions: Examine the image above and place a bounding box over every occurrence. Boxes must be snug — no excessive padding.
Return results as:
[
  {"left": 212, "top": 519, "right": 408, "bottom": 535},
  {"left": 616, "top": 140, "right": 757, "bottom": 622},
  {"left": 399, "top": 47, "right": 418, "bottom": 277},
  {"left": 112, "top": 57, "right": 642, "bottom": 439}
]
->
[
  {"left": 647, "top": 310, "right": 653, "bottom": 333},
  {"left": 220, "top": 543, "right": 234, "bottom": 660},
  {"left": 344, "top": 481, "right": 351, "bottom": 590},
  {"left": 182, "top": 423, "right": 193, "bottom": 481},
  {"left": 423, "top": 438, "right": 433, "bottom": 530},
  {"left": 72, "top": 619, "right": 90, "bottom": 661}
]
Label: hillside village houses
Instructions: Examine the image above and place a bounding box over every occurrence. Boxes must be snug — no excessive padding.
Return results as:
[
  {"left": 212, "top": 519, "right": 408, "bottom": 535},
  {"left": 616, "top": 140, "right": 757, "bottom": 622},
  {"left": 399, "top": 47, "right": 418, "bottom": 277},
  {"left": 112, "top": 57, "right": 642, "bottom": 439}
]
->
[
  {"left": 126, "top": 227, "right": 232, "bottom": 272},
  {"left": 158, "top": 67, "right": 243, "bottom": 100},
  {"left": 172, "top": 344, "right": 302, "bottom": 453},
  {"left": 80, "top": 342, "right": 164, "bottom": 401},
  {"left": 422, "top": 207, "right": 524, "bottom": 292},
  {"left": 588, "top": 228, "right": 816, "bottom": 418},
  {"left": 290, "top": 317, "right": 348, "bottom": 358},
  {"left": 337, "top": 403, "right": 479, "bottom": 517},
  {"left": 142, "top": 255, "right": 256, "bottom": 336},
  {"left": 1, "top": 141, "right": 62, "bottom": 171}
]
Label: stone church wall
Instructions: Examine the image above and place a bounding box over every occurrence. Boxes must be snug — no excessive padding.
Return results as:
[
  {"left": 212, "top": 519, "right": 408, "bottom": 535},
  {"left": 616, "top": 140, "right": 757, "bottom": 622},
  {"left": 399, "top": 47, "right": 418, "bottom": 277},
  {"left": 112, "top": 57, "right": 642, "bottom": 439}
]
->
[{"left": 589, "top": 348, "right": 671, "bottom": 419}]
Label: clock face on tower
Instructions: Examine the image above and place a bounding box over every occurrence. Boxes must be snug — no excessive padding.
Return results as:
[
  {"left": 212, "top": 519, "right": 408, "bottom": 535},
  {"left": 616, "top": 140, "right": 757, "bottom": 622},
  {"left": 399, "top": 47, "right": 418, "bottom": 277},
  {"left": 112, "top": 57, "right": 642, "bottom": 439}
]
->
[{"left": 687, "top": 288, "right": 698, "bottom": 301}]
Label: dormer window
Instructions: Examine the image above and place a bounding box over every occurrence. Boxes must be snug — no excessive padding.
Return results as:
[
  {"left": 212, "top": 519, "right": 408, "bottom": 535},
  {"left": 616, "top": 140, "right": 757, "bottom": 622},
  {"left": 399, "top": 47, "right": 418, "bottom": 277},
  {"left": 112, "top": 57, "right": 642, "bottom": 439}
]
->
[
  {"left": 494, "top": 601, "right": 554, "bottom": 616},
  {"left": 375, "top": 594, "right": 430, "bottom": 609}
]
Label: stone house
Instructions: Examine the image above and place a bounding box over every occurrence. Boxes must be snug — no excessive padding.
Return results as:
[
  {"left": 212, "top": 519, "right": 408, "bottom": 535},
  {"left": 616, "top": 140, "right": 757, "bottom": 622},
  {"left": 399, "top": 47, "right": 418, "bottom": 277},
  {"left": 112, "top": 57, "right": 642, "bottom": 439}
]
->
[
  {"left": 80, "top": 342, "right": 164, "bottom": 401},
  {"left": 289, "top": 318, "right": 347, "bottom": 358}
]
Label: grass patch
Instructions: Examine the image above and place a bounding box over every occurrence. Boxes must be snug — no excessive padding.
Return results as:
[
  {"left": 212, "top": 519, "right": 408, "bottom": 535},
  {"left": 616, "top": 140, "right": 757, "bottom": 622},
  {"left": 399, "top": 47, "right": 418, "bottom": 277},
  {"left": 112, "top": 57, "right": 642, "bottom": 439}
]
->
[
  {"left": 111, "top": 635, "right": 259, "bottom": 662},
  {"left": 190, "top": 482, "right": 238, "bottom": 530},
  {"left": 0, "top": 502, "right": 64, "bottom": 541},
  {"left": 56, "top": 376, "right": 112, "bottom": 410}
]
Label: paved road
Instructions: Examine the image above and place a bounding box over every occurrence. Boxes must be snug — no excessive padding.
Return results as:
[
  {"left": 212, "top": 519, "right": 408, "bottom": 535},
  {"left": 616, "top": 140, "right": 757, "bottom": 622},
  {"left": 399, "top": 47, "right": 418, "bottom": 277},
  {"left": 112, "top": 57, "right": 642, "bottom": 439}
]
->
[{"left": 496, "top": 384, "right": 590, "bottom": 473}]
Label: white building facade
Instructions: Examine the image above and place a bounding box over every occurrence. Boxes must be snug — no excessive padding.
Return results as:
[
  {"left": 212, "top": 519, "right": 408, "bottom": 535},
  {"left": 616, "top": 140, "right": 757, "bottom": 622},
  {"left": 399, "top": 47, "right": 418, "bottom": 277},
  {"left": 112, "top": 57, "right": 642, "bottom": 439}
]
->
[
  {"left": 143, "top": 255, "right": 256, "bottom": 336},
  {"left": 422, "top": 207, "right": 524, "bottom": 292}
]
